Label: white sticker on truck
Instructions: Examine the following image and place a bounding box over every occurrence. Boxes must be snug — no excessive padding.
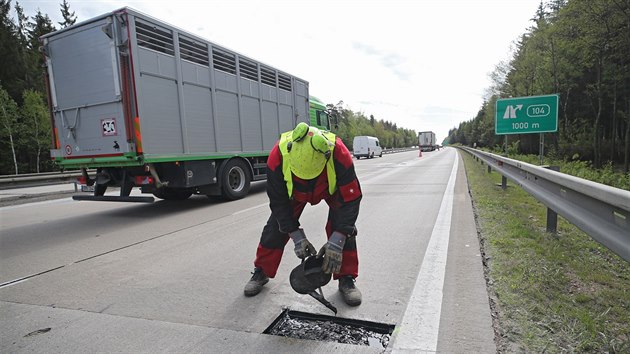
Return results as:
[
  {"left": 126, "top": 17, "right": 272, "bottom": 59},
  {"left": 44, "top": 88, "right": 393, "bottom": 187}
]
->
[{"left": 101, "top": 118, "right": 117, "bottom": 136}]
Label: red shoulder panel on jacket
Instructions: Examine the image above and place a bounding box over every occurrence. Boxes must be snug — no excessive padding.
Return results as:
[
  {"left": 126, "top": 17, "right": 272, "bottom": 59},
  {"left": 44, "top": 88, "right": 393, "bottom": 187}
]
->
[
  {"left": 267, "top": 143, "right": 282, "bottom": 171},
  {"left": 334, "top": 138, "right": 353, "bottom": 168}
]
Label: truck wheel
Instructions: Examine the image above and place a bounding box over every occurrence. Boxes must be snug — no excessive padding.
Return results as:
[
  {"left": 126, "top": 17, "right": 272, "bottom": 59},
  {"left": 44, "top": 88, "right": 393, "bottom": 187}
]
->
[
  {"left": 220, "top": 159, "right": 250, "bottom": 200},
  {"left": 153, "top": 187, "right": 193, "bottom": 200}
]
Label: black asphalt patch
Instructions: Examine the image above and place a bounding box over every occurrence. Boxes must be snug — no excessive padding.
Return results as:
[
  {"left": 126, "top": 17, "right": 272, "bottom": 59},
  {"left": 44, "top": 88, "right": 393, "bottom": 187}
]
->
[{"left": 264, "top": 309, "right": 395, "bottom": 349}]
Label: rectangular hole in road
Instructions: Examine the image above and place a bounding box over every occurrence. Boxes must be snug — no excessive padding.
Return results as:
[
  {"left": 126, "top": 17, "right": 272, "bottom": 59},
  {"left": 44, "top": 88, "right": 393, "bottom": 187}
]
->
[{"left": 263, "top": 309, "right": 396, "bottom": 349}]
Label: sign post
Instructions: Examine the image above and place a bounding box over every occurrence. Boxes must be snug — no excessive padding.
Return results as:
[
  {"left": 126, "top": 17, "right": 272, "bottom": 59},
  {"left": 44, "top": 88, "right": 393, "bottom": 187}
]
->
[{"left": 495, "top": 94, "right": 559, "bottom": 163}]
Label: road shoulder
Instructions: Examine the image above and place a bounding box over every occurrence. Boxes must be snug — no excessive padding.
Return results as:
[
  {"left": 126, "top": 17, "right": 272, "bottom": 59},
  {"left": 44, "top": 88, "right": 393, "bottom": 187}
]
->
[{"left": 437, "top": 150, "right": 496, "bottom": 353}]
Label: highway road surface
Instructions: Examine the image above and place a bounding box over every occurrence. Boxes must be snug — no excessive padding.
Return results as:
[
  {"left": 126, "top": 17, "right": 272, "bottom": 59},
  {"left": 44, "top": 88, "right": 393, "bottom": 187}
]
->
[{"left": 0, "top": 148, "right": 495, "bottom": 353}]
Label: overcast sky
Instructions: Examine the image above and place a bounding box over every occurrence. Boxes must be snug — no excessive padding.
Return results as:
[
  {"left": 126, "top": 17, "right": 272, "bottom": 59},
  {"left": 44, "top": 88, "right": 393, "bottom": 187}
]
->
[{"left": 16, "top": 0, "right": 542, "bottom": 144}]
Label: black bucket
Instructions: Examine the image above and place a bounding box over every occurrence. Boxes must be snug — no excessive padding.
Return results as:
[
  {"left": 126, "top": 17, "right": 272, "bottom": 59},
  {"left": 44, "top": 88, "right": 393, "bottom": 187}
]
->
[{"left": 289, "top": 256, "right": 331, "bottom": 294}]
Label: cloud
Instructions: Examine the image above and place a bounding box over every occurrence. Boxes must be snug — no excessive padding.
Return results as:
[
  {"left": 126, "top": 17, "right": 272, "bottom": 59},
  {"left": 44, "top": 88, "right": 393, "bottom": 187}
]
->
[
  {"left": 351, "top": 41, "right": 411, "bottom": 82},
  {"left": 421, "top": 106, "right": 470, "bottom": 116},
  {"left": 358, "top": 100, "right": 400, "bottom": 108}
]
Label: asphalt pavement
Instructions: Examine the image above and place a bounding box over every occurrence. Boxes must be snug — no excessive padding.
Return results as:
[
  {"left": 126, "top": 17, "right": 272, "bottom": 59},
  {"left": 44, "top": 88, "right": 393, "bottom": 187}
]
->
[
  {"left": 0, "top": 183, "right": 80, "bottom": 206},
  {"left": 0, "top": 149, "right": 495, "bottom": 353}
]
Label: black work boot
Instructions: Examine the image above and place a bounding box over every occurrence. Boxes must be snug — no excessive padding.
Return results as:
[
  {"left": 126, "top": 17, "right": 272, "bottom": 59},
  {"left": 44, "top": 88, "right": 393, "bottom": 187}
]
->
[
  {"left": 338, "top": 276, "right": 362, "bottom": 306},
  {"left": 244, "top": 268, "right": 269, "bottom": 297}
]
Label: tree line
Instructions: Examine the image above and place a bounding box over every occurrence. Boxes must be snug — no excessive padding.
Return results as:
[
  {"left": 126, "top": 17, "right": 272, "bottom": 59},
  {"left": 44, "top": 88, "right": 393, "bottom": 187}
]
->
[
  {"left": 446, "top": 0, "right": 630, "bottom": 172},
  {"left": 1, "top": 0, "right": 75, "bottom": 174},
  {"left": 326, "top": 101, "right": 418, "bottom": 150}
]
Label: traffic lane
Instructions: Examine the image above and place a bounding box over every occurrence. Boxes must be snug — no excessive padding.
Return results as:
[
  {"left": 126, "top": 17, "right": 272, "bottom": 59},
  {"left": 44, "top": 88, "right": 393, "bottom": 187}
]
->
[
  {"left": 0, "top": 149, "right": 456, "bottom": 336},
  {"left": 0, "top": 149, "right": 432, "bottom": 284},
  {"left": 1, "top": 302, "right": 381, "bottom": 354},
  {"left": 0, "top": 192, "right": 288, "bottom": 332},
  {"left": 0, "top": 182, "right": 269, "bottom": 284},
  {"left": 352, "top": 149, "right": 455, "bottom": 319}
]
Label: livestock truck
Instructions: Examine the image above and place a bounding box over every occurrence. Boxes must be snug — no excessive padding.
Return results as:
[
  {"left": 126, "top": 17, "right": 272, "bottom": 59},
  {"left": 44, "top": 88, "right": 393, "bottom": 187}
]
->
[
  {"left": 418, "top": 131, "right": 437, "bottom": 152},
  {"left": 42, "top": 7, "right": 330, "bottom": 202}
]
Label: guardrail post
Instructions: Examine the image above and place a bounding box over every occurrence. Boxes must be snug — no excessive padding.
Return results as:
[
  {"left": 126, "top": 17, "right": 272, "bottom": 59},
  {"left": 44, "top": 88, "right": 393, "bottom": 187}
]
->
[
  {"left": 502, "top": 176, "right": 507, "bottom": 190},
  {"left": 487, "top": 165, "right": 492, "bottom": 174},
  {"left": 544, "top": 166, "right": 560, "bottom": 233}
]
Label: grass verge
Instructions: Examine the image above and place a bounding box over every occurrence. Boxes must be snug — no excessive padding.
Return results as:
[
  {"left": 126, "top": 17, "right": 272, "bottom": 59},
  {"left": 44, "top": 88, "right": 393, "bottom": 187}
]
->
[{"left": 461, "top": 151, "right": 630, "bottom": 353}]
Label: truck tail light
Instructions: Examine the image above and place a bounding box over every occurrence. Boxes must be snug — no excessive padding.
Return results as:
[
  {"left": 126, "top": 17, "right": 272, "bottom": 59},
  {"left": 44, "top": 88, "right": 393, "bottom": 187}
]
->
[
  {"left": 76, "top": 176, "right": 88, "bottom": 185},
  {"left": 134, "top": 176, "right": 154, "bottom": 185}
]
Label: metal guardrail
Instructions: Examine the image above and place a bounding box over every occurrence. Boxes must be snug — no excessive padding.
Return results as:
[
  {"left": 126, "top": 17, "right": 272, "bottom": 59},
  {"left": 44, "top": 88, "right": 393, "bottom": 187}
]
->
[
  {"left": 382, "top": 147, "right": 417, "bottom": 154},
  {"left": 459, "top": 147, "right": 630, "bottom": 263},
  {"left": 0, "top": 170, "right": 92, "bottom": 190},
  {"left": 350, "top": 147, "right": 417, "bottom": 156}
]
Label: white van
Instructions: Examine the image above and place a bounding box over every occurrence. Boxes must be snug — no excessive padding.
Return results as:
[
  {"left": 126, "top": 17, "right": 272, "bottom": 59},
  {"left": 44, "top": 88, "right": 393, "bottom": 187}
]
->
[{"left": 352, "top": 136, "right": 383, "bottom": 159}]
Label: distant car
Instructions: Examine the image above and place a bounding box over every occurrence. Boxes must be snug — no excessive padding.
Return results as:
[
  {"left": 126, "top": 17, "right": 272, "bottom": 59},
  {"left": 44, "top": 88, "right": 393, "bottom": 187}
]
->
[{"left": 353, "top": 136, "right": 383, "bottom": 159}]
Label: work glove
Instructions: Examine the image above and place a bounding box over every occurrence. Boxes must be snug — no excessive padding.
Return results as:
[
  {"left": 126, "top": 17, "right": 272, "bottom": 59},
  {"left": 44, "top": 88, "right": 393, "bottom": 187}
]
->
[
  {"left": 289, "top": 229, "right": 316, "bottom": 259},
  {"left": 318, "top": 231, "right": 346, "bottom": 274}
]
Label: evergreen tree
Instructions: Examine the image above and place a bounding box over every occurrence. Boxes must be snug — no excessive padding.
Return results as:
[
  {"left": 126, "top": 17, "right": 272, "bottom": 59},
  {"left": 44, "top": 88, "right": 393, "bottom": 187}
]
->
[
  {"left": 26, "top": 10, "right": 55, "bottom": 92},
  {"left": 0, "top": 0, "right": 25, "bottom": 102},
  {"left": 14, "top": 1, "right": 27, "bottom": 46},
  {"left": 449, "top": 0, "right": 630, "bottom": 171},
  {"left": 58, "top": 0, "right": 76, "bottom": 28},
  {"left": 323, "top": 100, "right": 416, "bottom": 150}
]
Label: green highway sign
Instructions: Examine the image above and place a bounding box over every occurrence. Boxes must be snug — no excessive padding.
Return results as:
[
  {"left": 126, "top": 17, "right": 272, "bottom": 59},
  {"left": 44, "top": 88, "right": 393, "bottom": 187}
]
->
[{"left": 495, "top": 94, "right": 559, "bottom": 135}]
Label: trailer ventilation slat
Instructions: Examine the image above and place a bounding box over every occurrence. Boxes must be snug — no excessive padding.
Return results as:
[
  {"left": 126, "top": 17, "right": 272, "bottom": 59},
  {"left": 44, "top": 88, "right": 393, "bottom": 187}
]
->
[
  {"left": 136, "top": 20, "right": 174, "bottom": 56},
  {"left": 278, "top": 73, "right": 292, "bottom": 91},
  {"left": 179, "top": 35, "right": 209, "bottom": 66},
  {"left": 239, "top": 58, "right": 258, "bottom": 81},
  {"left": 261, "top": 67, "right": 277, "bottom": 87},
  {"left": 212, "top": 48, "right": 236, "bottom": 75}
]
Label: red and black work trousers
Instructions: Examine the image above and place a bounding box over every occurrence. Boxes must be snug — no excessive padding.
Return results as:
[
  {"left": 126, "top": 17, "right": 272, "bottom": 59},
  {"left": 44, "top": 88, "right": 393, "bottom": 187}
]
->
[{"left": 253, "top": 201, "right": 358, "bottom": 280}]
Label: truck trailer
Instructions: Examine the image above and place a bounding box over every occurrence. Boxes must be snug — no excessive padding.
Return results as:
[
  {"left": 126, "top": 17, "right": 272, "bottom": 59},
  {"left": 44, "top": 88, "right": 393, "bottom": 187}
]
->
[
  {"left": 418, "top": 131, "right": 437, "bottom": 152},
  {"left": 42, "top": 7, "right": 329, "bottom": 202}
]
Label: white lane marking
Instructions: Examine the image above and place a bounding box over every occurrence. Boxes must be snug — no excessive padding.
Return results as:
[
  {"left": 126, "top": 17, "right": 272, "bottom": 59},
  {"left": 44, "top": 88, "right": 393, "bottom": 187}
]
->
[
  {"left": 0, "top": 277, "right": 30, "bottom": 289},
  {"left": 392, "top": 151, "right": 459, "bottom": 352},
  {"left": 232, "top": 203, "right": 267, "bottom": 215}
]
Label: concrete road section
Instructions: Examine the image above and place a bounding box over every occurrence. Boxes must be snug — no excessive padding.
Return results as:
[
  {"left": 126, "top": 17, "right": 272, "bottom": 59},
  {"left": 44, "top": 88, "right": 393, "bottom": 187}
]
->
[
  {"left": 0, "top": 148, "right": 495, "bottom": 353},
  {"left": 0, "top": 183, "right": 78, "bottom": 206}
]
